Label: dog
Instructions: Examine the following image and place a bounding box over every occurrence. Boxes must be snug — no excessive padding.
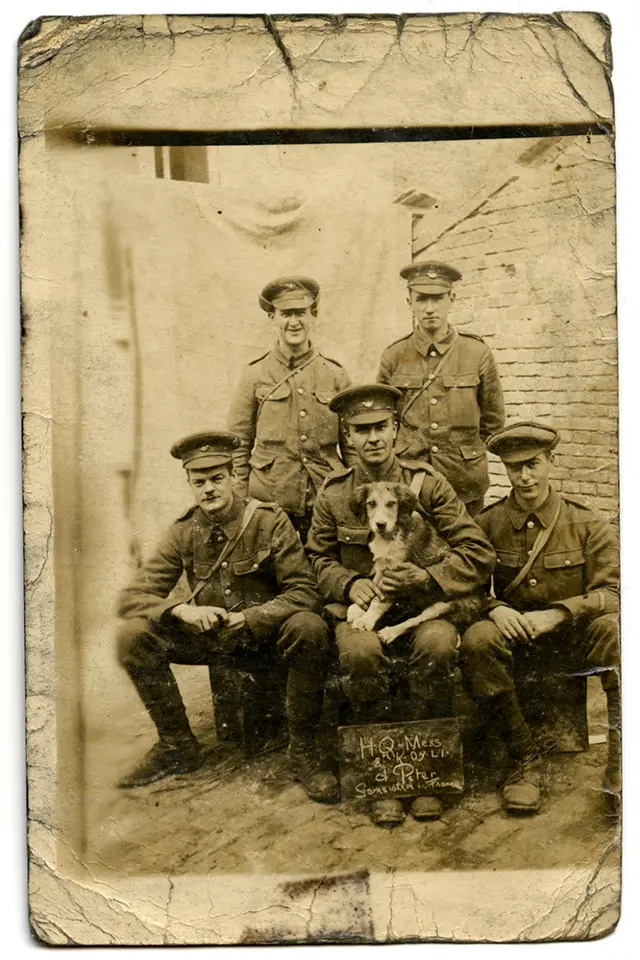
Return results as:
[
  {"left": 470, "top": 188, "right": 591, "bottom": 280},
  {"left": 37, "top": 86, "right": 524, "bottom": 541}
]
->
[{"left": 346, "top": 481, "right": 482, "bottom": 644}]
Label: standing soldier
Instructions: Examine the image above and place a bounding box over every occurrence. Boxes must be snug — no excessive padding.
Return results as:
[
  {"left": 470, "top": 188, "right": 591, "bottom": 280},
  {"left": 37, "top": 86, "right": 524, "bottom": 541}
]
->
[
  {"left": 459, "top": 423, "right": 620, "bottom": 816},
  {"left": 228, "top": 276, "right": 350, "bottom": 541},
  {"left": 116, "top": 431, "right": 339, "bottom": 803},
  {"left": 377, "top": 261, "right": 505, "bottom": 515}
]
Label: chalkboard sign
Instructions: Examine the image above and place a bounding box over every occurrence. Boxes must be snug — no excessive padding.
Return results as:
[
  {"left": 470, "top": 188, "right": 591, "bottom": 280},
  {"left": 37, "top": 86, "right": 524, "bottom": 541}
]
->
[{"left": 338, "top": 718, "right": 464, "bottom": 802}]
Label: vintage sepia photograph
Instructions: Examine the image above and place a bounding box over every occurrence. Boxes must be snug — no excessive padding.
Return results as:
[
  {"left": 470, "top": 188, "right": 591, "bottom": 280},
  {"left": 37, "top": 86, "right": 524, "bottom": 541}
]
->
[{"left": 19, "top": 12, "right": 621, "bottom": 945}]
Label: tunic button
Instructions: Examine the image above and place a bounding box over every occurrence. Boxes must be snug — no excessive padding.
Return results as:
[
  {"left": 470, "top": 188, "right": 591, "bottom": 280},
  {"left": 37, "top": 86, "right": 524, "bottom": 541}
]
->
[
  {"left": 432, "top": 445, "right": 439, "bottom": 453},
  {"left": 217, "top": 536, "right": 224, "bottom": 543},
  {"left": 565, "top": 559, "right": 571, "bottom": 566},
  {"left": 252, "top": 563, "right": 258, "bottom": 570},
  {"left": 297, "top": 387, "right": 304, "bottom": 395},
  {"left": 529, "top": 578, "right": 537, "bottom": 587},
  {"left": 302, "top": 457, "right": 308, "bottom": 463},
  {"left": 345, "top": 536, "right": 351, "bottom": 542},
  {"left": 430, "top": 398, "right": 438, "bottom": 405},
  {"left": 300, "top": 410, "right": 306, "bottom": 418},
  {"left": 221, "top": 561, "right": 228, "bottom": 569},
  {"left": 225, "top": 588, "right": 231, "bottom": 595},
  {"left": 430, "top": 350, "right": 437, "bottom": 358},
  {"left": 301, "top": 434, "right": 307, "bottom": 441},
  {"left": 431, "top": 422, "right": 438, "bottom": 429},
  {"left": 527, "top": 520, "right": 535, "bottom": 529}
]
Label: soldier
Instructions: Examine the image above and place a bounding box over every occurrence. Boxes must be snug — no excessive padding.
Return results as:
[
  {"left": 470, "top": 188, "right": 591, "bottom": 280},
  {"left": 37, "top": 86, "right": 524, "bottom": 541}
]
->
[
  {"left": 458, "top": 422, "right": 620, "bottom": 816},
  {"left": 228, "top": 276, "right": 351, "bottom": 541},
  {"left": 377, "top": 261, "right": 505, "bottom": 515},
  {"left": 116, "top": 431, "right": 339, "bottom": 803},
  {"left": 306, "top": 385, "right": 495, "bottom": 827}
]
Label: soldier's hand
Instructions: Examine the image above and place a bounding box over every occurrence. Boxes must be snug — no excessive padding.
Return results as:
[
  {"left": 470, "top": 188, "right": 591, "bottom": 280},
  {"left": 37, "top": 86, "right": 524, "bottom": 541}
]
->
[
  {"left": 488, "top": 605, "right": 533, "bottom": 644},
  {"left": 348, "top": 578, "right": 384, "bottom": 610},
  {"left": 521, "top": 608, "right": 570, "bottom": 639},
  {"left": 224, "top": 611, "right": 247, "bottom": 632},
  {"left": 172, "top": 604, "right": 230, "bottom": 634},
  {"left": 378, "top": 561, "right": 429, "bottom": 597}
]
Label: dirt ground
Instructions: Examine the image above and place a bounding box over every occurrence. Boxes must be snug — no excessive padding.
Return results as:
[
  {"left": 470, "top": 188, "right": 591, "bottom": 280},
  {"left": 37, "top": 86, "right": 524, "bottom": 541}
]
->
[{"left": 83, "top": 668, "right": 620, "bottom": 877}]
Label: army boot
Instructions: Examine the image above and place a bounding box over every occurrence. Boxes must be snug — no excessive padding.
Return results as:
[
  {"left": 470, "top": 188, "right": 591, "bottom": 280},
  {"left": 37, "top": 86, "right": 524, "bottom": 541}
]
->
[
  {"left": 370, "top": 798, "right": 406, "bottom": 827},
  {"left": 286, "top": 671, "right": 339, "bottom": 803},
  {"left": 484, "top": 690, "right": 542, "bottom": 813},
  {"left": 602, "top": 687, "right": 621, "bottom": 818},
  {"left": 408, "top": 694, "right": 449, "bottom": 821},
  {"left": 119, "top": 665, "right": 203, "bottom": 788},
  {"left": 118, "top": 733, "right": 202, "bottom": 789},
  {"left": 502, "top": 754, "right": 542, "bottom": 813}
]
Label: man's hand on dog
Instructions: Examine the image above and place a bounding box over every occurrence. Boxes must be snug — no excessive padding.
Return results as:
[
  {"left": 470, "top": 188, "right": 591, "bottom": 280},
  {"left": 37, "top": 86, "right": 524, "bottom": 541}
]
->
[
  {"left": 489, "top": 605, "right": 569, "bottom": 643},
  {"left": 377, "top": 560, "right": 429, "bottom": 597},
  {"left": 348, "top": 578, "right": 385, "bottom": 610}
]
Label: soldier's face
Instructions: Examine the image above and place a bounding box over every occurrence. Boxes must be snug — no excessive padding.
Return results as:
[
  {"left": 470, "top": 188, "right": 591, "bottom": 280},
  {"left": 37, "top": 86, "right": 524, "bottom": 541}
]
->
[
  {"left": 410, "top": 290, "right": 454, "bottom": 338},
  {"left": 271, "top": 306, "right": 314, "bottom": 348},
  {"left": 347, "top": 417, "right": 398, "bottom": 466},
  {"left": 505, "top": 453, "right": 553, "bottom": 506},
  {"left": 187, "top": 465, "right": 235, "bottom": 515}
]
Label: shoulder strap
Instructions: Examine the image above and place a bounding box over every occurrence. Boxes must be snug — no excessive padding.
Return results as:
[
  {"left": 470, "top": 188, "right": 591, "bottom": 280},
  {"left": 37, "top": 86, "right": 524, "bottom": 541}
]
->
[
  {"left": 400, "top": 332, "right": 460, "bottom": 423},
  {"left": 409, "top": 470, "right": 427, "bottom": 496},
  {"left": 186, "top": 498, "right": 262, "bottom": 605},
  {"left": 502, "top": 500, "right": 562, "bottom": 599},
  {"left": 257, "top": 354, "right": 319, "bottom": 415}
]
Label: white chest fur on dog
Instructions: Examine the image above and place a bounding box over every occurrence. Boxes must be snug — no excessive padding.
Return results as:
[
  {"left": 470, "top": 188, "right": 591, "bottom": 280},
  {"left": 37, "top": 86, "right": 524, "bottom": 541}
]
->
[
  {"left": 369, "top": 528, "right": 411, "bottom": 571},
  {"left": 346, "top": 480, "right": 474, "bottom": 644}
]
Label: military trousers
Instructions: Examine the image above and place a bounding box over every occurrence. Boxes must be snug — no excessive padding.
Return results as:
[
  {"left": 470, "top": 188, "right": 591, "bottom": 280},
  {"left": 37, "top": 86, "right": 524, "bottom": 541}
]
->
[
  {"left": 117, "top": 611, "right": 330, "bottom": 743},
  {"left": 335, "top": 618, "right": 458, "bottom": 721},
  {"left": 459, "top": 613, "right": 620, "bottom": 700}
]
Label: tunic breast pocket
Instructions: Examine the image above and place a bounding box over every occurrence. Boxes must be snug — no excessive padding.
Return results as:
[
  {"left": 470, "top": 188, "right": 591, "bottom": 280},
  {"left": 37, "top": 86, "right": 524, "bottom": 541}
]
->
[
  {"left": 310, "top": 390, "right": 340, "bottom": 446},
  {"left": 443, "top": 374, "right": 480, "bottom": 428},
  {"left": 232, "top": 546, "right": 274, "bottom": 605},
  {"left": 233, "top": 546, "right": 272, "bottom": 577},
  {"left": 543, "top": 549, "right": 585, "bottom": 597},
  {"left": 337, "top": 524, "right": 372, "bottom": 574},
  {"left": 255, "top": 383, "right": 291, "bottom": 442},
  {"left": 494, "top": 550, "right": 521, "bottom": 593}
]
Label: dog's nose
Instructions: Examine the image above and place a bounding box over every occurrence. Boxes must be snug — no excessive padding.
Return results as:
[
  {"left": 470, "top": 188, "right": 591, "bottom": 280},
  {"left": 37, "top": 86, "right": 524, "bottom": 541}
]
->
[{"left": 376, "top": 521, "right": 387, "bottom": 531}]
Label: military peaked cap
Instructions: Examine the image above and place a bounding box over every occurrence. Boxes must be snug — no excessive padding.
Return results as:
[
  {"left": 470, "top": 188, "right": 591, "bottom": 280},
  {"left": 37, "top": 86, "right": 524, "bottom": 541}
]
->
[
  {"left": 400, "top": 261, "right": 462, "bottom": 293},
  {"left": 329, "top": 384, "right": 401, "bottom": 425},
  {"left": 171, "top": 431, "right": 241, "bottom": 470},
  {"left": 259, "top": 276, "right": 320, "bottom": 312},
  {"left": 486, "top": 421, "right": 560, "bottom": 464}
]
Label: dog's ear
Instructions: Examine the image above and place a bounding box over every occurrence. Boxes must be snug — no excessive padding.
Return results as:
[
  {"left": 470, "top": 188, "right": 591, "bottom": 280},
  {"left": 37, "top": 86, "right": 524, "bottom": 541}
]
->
[
  {"left": 394, "top": 483, "right": 420, "bottom": 515},
  {"left": 349, "top": 484, "right": 370, "bottom": 516}
]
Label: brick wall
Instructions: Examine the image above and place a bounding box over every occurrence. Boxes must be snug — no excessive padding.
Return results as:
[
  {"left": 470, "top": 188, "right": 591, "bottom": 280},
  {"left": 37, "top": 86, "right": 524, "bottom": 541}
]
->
[{"left": 413, "top": 136, "right": 617, "bottom": 521}]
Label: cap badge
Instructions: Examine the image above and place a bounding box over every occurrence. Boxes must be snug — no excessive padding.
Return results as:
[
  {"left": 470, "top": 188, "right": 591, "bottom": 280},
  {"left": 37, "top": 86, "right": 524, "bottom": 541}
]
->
[
  {"left": 362, "top": 400, "right": 374, "bottom": 408},
  {"left": 199, "top": 445, "right": 211, "bottom": 452},
  {"left": 427, "top": 270, "right": 438, "bottom": 279}
]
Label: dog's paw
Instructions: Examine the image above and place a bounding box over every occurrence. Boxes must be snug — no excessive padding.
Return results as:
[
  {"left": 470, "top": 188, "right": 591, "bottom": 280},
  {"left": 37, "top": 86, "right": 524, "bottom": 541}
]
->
[
  {"left": 378, "top": 626, "right": 402, "bottom": 645},
  {"left": 346, "top": 603, "right": 362, "bottom": 625}
]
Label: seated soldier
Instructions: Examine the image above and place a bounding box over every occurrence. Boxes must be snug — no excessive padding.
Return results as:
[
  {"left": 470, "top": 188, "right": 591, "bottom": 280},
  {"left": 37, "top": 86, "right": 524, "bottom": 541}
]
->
[
  {"left": 306, "top": 385, "right": 495, "bottom": 827},
  {"left": 116, "top": 431, "right": 339, "bottom": 803},
  {"left": 459, "top": 422, "right": 620, "bottom": 816}
]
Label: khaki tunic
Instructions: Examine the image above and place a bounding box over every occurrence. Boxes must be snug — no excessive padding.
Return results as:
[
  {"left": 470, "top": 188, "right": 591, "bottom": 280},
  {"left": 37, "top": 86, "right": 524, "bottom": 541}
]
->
[
  {"left": 306, "top": 457, "right": 496, "bottom": 604},
  {"left": 227, "top": 344, "right": 350, "bottom": 517},
  {"left": 476, "top": 487, "right": 619, "bottom": 618},
  {"left": 377, "top": 326, "right": 504, "bottom": 503},
  {"left": 118, "top": 495, "right": 322, "bottom": 641}
]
